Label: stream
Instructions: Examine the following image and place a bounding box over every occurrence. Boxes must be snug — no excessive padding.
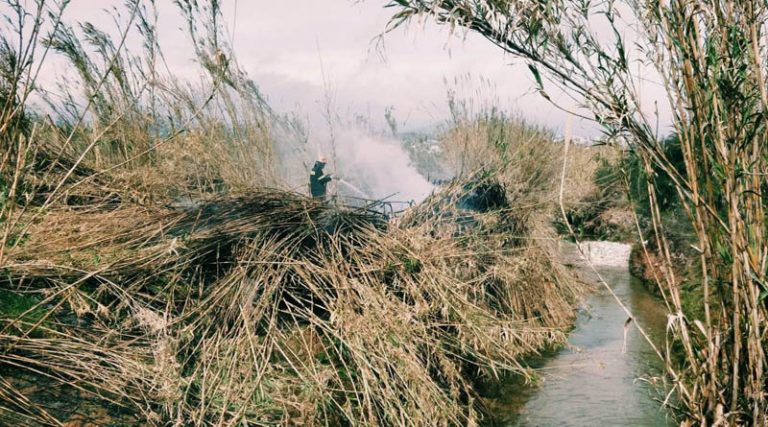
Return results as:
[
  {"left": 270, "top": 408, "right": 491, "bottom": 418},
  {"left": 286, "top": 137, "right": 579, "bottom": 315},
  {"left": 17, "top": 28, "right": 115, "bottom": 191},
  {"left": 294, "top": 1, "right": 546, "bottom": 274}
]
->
[{"left": 488, "top": 241, "right": 674, "bottom": 426}]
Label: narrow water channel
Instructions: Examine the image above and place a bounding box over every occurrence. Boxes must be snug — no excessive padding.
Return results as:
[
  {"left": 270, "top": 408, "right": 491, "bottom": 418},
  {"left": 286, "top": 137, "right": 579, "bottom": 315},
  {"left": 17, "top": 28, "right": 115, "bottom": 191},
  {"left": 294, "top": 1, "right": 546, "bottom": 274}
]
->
[{"left": 488, "top": 241, "right": 673, "bottom": 426}]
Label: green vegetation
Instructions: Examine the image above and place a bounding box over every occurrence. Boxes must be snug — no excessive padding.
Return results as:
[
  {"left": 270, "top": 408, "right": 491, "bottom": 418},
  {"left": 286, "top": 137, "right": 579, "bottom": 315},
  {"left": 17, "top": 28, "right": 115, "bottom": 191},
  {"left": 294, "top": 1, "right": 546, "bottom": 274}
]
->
[
  {"left": 624, "top": 135, "right": 705, "bottom": 320},
  {"left": 625, "top": 135, "right": 687, "bottom": 218},
  {"left": 0, "top": 289, "right": 44, "bottom": 326}
]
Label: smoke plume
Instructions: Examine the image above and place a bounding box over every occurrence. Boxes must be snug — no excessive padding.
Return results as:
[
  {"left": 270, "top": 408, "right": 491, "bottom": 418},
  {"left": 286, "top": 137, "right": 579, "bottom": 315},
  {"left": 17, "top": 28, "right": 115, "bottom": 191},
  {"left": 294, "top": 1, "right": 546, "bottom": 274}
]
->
[{"left": 324, "top": 128, "right": 434, "bottom": 203}]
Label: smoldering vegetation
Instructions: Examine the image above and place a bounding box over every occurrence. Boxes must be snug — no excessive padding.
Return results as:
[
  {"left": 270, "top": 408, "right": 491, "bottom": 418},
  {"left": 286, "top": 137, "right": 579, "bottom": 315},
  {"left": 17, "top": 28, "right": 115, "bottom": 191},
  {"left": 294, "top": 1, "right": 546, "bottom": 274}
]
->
[
  {"left": 1, "top": 160, "right": 585, "bottom": 425},
  {"left": 0, "top": 83, "right": 592, "bottom": 425}
]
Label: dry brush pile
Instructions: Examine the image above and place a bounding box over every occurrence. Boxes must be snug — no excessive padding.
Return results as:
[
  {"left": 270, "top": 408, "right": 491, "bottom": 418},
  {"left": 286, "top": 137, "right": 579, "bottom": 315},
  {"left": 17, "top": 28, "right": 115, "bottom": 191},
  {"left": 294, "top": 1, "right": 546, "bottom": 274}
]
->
[{"left": 0, "top": 167, "right": 584, "bottom": 426}]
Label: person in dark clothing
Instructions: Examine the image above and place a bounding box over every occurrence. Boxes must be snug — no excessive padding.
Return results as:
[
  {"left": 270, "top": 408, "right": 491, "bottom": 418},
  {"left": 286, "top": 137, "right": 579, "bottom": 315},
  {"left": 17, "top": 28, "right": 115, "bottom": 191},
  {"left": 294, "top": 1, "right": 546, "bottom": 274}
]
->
[{"left": 309, "top": 157, "right": 334, "bottom": 199}]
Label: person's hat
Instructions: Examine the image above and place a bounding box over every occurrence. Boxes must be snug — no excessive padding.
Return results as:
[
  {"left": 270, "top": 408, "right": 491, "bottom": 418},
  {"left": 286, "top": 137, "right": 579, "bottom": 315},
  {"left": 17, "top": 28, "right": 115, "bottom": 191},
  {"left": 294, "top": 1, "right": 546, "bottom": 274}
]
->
[{"left": 318, "top": 156, "right": 327, "bottom": 163}]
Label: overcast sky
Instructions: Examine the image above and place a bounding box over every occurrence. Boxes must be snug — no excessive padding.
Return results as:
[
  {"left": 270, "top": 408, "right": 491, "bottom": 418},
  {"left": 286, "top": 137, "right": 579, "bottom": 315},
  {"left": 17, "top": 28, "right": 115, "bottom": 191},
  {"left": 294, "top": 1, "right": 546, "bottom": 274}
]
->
[{"left": 48, "top": 1, "right": 624, "bottom": 137}]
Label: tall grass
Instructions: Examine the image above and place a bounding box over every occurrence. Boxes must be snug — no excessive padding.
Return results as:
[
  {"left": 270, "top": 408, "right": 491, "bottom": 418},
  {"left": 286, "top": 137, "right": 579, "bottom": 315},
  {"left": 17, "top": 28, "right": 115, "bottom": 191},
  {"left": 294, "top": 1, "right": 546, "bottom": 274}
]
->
[
  {"left": 389, "top": 0, "right": 768, "bottom": 423},
  {"left": 440, "top": 90, "right": 619, "bottom": 216}
]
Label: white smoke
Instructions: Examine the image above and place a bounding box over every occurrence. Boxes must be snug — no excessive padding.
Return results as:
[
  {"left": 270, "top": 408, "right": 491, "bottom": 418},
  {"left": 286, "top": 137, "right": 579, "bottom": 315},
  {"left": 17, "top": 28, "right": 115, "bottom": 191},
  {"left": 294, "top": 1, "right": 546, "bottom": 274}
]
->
[{"left": 325, "top": 128, "right": 434, "bottom": 203}]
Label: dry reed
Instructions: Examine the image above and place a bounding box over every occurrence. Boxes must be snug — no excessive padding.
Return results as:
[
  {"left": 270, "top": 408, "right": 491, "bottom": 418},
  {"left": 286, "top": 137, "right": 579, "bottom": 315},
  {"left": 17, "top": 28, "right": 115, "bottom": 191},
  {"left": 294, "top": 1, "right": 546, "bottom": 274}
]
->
[{"left": 0, "top": 2, "right": 592, "bottom": 425}]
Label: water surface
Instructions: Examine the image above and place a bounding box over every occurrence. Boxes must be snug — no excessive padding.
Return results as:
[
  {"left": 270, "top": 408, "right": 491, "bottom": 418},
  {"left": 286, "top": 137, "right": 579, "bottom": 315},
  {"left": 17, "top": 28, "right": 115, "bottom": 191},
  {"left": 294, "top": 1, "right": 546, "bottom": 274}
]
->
[{"left": 488, "top": 241, "right": 673, "bottom": 426}]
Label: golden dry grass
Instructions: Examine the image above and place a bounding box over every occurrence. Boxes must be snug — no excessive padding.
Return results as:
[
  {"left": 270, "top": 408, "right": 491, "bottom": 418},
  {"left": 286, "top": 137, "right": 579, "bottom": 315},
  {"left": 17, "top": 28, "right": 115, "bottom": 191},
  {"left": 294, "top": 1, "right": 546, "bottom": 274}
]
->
[
  {"left": 1, "top": 183, "right": 583, "bottom": 426},
  {"left": 0, "top": 113, "right": 595, "bottom": 425}
]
